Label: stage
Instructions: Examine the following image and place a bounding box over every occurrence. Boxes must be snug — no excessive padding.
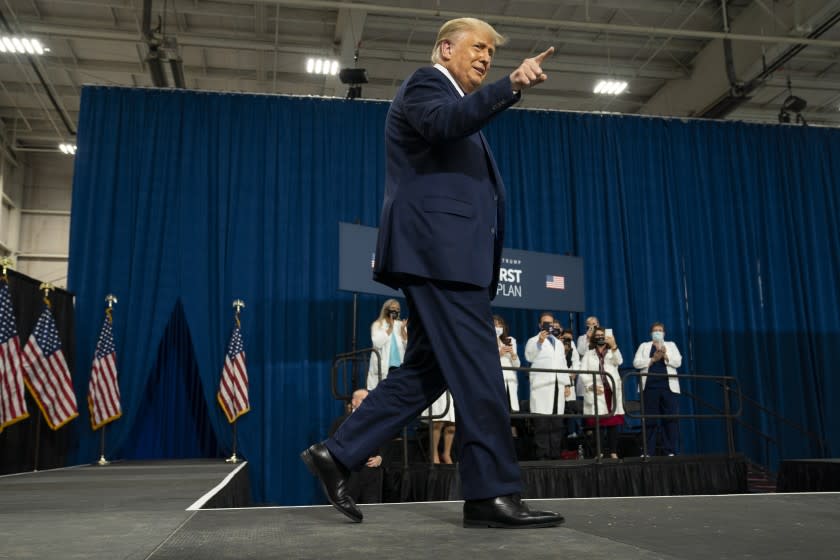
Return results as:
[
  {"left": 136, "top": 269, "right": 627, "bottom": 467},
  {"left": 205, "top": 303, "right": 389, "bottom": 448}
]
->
[
  {"left": 0, "top": 459, "right": 249, "bottom": 559},
  {"left": 153, "top": 494, "right": 840, "bottom": 559},
  {"left": 3, "top": 458, "right": 839, "bottom": 559},
  {"left": 776, "top": 458, "right": 840, "bottom": 492},
  {"left": 386, "top": 454, "right": 749, "bottom": 501}
]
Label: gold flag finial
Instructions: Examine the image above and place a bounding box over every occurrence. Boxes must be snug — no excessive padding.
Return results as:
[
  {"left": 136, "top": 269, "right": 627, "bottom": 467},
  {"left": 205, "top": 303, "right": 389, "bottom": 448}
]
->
[
  {"left": 105, "top": 294, "right": 118, "bottom": 322},
  {"left": 232, "top": 299, "right": 245, "bottom": 327},
  {"left": 0, "top": 256, "right": 13, "bottom": 279},
  {"left": 39, "top": 282, "right": 54, "bottom": 306}
]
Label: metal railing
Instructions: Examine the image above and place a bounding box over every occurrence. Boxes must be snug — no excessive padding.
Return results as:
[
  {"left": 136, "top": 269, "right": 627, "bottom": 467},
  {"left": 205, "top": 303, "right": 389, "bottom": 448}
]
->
[
  {"left": 623, "top": 372, "right": 742, "bottom": 458},
  {"left": 330, "top": 353, "right": 797, "bottom": 469},
  {"left": 671, "top": 376, "right": 829, "bottom": 471}
]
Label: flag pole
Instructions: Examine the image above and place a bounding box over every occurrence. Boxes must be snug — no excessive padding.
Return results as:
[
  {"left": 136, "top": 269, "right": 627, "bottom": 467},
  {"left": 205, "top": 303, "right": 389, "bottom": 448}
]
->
[
  {"left": 97, "top": 425, "right": 110, "bottom": 466},
  {"left": 226, "top": 421, "right": 239, "bottom": 464},
  {"left": 225, "top": 299, "right": 245, "bottom": 464},
  {"left": 32, "top": 282, "right": 54, "bottom": 472},
  {"left": 95, "top": 294, "right": 118, "bottom": 466}
]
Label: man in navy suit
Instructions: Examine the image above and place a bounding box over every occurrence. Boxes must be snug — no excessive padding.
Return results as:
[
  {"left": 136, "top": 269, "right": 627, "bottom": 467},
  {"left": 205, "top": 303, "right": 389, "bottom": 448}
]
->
[{"left": 302, "top": 17, "right": 562, "bottom": 528}]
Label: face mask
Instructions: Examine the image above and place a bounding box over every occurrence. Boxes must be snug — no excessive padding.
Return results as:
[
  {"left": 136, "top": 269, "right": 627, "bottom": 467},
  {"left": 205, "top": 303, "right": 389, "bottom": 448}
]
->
[
  {"left": 652, "top": 331, "right": 664, "bottom": 342},
  {"left": 389, "top": 310, "right": 399, "bottom": 320},
  {"left": 541, "top": 322, "right": 551, "bottom": 332},
  {"left": 562, "top": 338, "right": 572, "bottom": 346},
  {"left": 495, "top": 327, "right": 503, "bottom": 337},
  {"left": 550, "top": 327, "right": 562, "bottom": 338},
  {"left": 595, "top": 337, "right": 606, "bottom": 346}
]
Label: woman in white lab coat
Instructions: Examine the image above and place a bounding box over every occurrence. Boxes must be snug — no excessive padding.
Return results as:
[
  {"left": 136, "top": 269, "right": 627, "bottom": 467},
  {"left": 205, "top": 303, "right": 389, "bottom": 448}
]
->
[
  {"left": 494, "top": 315, "right": 521, "bottom": 412},
  {"left": 632, "top": 322, "right": 683, "bottom": 455},
  {"left": 580, "top": 326, "right": 625, "bottom": 459},
  {"left": 366, "top": 299, "right": 407, "bottom": 390}
]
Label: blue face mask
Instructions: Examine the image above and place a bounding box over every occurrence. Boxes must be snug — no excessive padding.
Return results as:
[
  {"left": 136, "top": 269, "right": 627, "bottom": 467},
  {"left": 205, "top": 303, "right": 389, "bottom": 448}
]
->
[{"left": 651, "top": 331, "right": 664, "bottom": 342}]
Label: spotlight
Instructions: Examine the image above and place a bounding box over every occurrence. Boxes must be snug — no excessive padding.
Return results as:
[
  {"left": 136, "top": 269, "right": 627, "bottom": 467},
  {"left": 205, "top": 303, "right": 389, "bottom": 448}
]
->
[
  {"left": 58, "top": 143, "right": 77, "bottom": 155},
  {"left": 781, "top": 95, "right": 807, "bottom": 114},
  {"left": 339, "top": 68, "right": 368, "bottom": 100}
]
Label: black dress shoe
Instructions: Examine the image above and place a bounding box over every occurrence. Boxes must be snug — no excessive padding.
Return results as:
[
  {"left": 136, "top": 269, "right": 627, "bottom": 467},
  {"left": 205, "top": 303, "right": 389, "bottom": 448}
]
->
[
  {"left": 300, "top": 442, "right": 363, "bottom": 523},
  {"left": 463, "top": 494, "right": 564, "bottom": 528}
]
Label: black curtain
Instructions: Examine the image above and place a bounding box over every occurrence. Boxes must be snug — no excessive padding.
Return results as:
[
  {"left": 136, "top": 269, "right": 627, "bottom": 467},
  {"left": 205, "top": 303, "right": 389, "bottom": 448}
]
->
[{"left": 0, "top": 270, "right": 75, "bottom": 473}]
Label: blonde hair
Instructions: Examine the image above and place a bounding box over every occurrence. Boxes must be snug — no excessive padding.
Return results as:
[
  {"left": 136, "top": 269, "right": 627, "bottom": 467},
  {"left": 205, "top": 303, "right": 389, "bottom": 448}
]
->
[
  {"left": 376, "top": 298, "right": 401, "bottom": 323},
  {"left": 431, "top": 18, "right": 506, "bottom": 64}
]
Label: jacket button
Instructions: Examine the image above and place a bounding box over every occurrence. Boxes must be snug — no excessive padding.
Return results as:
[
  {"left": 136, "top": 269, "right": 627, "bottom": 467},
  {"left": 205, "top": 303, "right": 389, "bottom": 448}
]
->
[{"left": 490, "top": 227, "right": 496, "bottom": 235}]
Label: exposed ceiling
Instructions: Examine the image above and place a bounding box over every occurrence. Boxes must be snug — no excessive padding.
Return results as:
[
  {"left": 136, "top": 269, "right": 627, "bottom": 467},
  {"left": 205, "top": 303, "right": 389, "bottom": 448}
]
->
[{"left": 1, "top": 0, "right": 839, "bottom": 153}]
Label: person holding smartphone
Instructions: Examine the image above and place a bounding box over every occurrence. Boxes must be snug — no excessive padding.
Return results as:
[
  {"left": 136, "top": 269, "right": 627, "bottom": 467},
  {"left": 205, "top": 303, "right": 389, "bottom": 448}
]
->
[
  {"left": 524, "top": 312, "right": 571, "bottom": 460},
  {"left": 366, "top": 299, "right": 408, "bottom": 390},
  {"left": 580, "top": 326, "right": 625, "bottom": 459},
  {"left": 577, "top": 316, "right": 600, "bottom": 358},
  {"left": 493, "top": 315, "right": 521, "bottom": 412}
]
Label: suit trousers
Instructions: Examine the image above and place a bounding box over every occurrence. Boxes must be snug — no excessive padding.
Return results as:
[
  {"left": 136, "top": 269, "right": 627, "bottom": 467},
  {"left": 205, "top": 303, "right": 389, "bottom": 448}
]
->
[
  {"left": 326, "top": 278, "right": 522, "bottom": 500},
  {"left": 642, "top": 383, "right": 680, "bottom": 455}
]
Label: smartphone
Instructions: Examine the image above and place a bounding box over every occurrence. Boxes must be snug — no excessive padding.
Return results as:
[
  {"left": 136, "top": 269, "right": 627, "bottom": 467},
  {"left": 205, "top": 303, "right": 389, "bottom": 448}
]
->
[
  {"left": 503, "top": 336, "right": 512, "bottom": 346},
  {"left": 605, "top": 328, "right": 614, "bottom": 338}
]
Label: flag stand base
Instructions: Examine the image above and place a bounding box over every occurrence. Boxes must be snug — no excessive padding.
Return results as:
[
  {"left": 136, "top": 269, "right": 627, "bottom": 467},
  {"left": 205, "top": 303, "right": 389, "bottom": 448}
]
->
[
  {"left": 95, "top": 426, "right": 110, "bottom": 466},
  {"left": 225, "top": 453, "right": 240, "bottom": 464}
]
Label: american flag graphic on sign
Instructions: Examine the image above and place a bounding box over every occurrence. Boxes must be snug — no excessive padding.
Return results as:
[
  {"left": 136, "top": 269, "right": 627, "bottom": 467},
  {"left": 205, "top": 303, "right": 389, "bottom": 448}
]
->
[
  {"left": 88, "top": 314, "right": 122, "bottom": 430},
  {"left": 22, "top": 306, "right": 78, "bottom": 430},
  {"left": 545, "top": 275, "right": 566, "bottom": 290},
  {"left": 217, "top": 324, "right": 250, "bottom": 423},
  {"left": 0, "top": 280, "right": 28, "bottom": 431}
]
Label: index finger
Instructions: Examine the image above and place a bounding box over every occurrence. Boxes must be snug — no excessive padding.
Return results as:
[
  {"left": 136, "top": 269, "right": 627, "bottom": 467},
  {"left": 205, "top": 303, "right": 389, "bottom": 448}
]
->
[{"left": 533, "top": 46, "right": 555, "bottom": 63}]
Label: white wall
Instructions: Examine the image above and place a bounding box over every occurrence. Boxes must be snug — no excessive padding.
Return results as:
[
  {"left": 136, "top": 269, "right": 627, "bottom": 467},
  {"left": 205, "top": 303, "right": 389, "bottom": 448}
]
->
[{"left": 16, "top": 151, "right": 74, "bottom": 287}]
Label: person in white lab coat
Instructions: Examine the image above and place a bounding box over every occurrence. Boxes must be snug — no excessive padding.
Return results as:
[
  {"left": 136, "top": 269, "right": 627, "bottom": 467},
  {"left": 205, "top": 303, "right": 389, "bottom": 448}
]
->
[
  {"left": 494, "top": 314, "right": 521, "bottom": 412},
  {"left": 632, "top": 322, "right": 683, "bottom": 456},
  {"left": 424, "top": 390, "right": 456, "bottom": 463},
  {"left": 367, "top": 299, "right": 407, "bottom": 390},
  {"left": 524, "top": 312, "right": 571, "bottom": 459},
  {"left": 576, "top": 315, "right": 600, "bottom": 358},
  {"left": 558, "top": 331, "right": 582, "bottom": 438},
  {"left": 580, "top": 326, "right": 625, "bottom": 459}
]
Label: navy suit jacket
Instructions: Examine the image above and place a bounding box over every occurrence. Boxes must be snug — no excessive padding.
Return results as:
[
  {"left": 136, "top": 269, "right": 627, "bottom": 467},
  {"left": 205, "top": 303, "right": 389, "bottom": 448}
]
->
[{"left": 373, "top": 66, "right": 520, "bottom": 298}]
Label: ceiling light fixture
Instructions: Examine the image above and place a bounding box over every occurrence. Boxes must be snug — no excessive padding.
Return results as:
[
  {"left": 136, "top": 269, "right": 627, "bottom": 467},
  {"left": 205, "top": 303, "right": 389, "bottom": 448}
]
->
[
  {"left": 59, "top": 143, "right": 77, "bottom": 155},
  {"left": 306, "top": 58, "right": 339, "bottom": 76},
  {"left": 594, "top": 79, "right": 628, "bottom": 95},
  {"left": 0, "top": 36, "right": 46, "bottom": 55}
]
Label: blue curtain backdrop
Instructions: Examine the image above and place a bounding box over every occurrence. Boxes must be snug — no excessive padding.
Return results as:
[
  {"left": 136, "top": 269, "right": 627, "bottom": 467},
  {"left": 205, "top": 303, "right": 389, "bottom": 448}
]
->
[{"left": 68, "top": 86, "right": 839, "bottom": 505}]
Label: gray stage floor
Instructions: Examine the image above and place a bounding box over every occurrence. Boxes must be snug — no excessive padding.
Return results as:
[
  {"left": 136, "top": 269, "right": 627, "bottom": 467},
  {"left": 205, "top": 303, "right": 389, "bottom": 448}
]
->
[
  {"left": 0, "top": 460, "right": 239, "bottom": 560},
  {"left": 149, "top": 493, "right": 840, "bottom": 560},
  {"left": 3, "top": 461, "right": 839, "bottom": 560}
]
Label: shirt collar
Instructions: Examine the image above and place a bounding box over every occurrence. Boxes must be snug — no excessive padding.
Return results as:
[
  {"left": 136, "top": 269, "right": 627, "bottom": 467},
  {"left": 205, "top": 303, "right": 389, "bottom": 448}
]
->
[{"left": 434, "top": 64, "right": 465, "bottom": 97}]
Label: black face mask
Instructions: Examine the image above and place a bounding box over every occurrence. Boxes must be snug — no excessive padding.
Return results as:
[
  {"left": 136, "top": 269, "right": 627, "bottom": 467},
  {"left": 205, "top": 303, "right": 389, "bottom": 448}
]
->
[
  {"left": 389, "top": 311, "right": 399, "bottom": 319},
  {"left": 562, "top": 338, "right": 572, "bottom": 346},
  {"left": 595, "top": 337, "right": 606, "bottom": 346},
  {"left": 550, "top": 327, "right": 563, "bottom": 338},
  {"left": 541, "top": 322, "right": 552, "bottom": 332}
]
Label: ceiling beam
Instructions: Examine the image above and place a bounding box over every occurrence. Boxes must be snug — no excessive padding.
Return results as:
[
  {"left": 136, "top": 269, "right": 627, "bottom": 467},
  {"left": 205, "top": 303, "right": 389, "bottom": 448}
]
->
[{"left": 229, "top": 0, "right": 840, "bottom": 49}]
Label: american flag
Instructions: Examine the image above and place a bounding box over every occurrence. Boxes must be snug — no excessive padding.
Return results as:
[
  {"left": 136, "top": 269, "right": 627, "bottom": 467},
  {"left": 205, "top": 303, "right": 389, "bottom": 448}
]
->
[
  {"left": 0, "top": 280, "right": 28, "bottom": 431},
  {"left": 545, "top": 274, "right": 566, "bottom": 290},
  {"left": 22, "top": 305, "right": 78, "bottom": 430},
  {"left": 217, "top": 324, "right": 250, "bottom": 423},
  {"left": 87, "top": 314, "right": 122, "bottom": 430}
]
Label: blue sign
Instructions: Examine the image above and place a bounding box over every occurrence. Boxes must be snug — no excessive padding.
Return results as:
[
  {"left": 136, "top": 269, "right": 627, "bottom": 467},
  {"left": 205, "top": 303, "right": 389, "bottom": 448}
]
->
[{"left": 339, "top": 222, "right": 585, "bottom": 312}]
